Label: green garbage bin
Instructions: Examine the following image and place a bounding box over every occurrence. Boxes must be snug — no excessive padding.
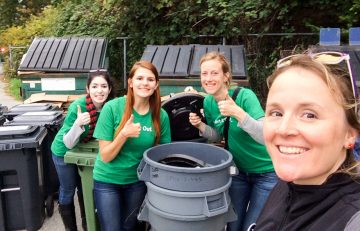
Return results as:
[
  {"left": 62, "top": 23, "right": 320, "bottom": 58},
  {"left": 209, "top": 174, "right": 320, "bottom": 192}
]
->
[{"left": 64, "top": 140, "right": 100, "bottom": 231}]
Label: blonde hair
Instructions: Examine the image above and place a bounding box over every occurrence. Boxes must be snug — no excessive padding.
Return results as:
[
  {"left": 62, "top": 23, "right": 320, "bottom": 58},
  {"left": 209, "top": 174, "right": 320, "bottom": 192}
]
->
[
  {"left": 268, "top": 54, "right": 360, "bottom": 177},
  {"left": 200, "top": 51, "right": 232, "bottom": 88}
]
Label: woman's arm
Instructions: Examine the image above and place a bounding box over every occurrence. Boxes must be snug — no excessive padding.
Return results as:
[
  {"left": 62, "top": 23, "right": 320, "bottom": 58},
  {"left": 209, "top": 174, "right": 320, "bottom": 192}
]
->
[
  {"left": 98, "top": 131, "right": 127, "bottom": 163},
  {"left": 237, "top": 115, "right": 264, "bottom": 144},
  {"left": 98, "top": 114, "right": 141, "bottom": 162},
  {"left": 63, "top": 124, "right": 84, "bottom": 149},
  {"left": 218, "top": 90, "right": 265, "bottom": 144},
  {"left": 201, "top": 124, "right": 222, "bottom": 143}
]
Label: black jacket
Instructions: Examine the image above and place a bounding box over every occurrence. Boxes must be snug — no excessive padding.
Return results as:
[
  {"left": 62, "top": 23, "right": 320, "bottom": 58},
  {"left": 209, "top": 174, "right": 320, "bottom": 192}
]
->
[{"left": 255, "top": 173, "right": 360, "bottom": 231}]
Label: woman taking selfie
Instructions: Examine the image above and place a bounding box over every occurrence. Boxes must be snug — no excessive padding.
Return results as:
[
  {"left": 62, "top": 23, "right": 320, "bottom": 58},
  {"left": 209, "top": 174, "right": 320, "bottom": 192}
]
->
[{"left": 255, "top": 52, "right": 360, "bottom": 231}]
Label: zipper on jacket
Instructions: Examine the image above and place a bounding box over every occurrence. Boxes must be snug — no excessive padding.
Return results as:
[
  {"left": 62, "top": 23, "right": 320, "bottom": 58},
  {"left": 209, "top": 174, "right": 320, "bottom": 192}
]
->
[{"left": 277, "top": 189, "right": 293, "bottom": 231}]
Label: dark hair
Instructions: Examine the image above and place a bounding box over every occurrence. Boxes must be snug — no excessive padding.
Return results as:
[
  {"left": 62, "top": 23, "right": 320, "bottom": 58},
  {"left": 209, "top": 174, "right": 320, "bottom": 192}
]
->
[{"left": 87, "top": 70, "right": 115, "bottom": 101}]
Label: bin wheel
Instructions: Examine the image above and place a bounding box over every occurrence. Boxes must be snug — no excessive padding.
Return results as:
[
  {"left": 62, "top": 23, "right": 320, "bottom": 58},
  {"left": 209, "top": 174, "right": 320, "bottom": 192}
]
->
[{"left": 45, "top": 195, "right": 54, "bottom": 217}]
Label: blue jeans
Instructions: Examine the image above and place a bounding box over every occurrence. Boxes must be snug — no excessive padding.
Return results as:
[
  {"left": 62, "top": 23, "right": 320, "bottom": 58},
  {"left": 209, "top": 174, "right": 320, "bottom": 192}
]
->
[
  {"left": 93, "top": 180, "right": 147, "bottom": 231},
  {"left": 52, "top": 154, "right": 82, "bottom": 205},
  {"left": 227, "top": 171, "right": 278, "bottom": 231}
]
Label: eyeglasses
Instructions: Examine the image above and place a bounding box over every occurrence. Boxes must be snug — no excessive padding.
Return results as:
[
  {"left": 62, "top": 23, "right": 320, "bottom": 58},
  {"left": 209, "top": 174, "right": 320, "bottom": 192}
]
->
[{"left": 277, "top": 51, "right": 358, "bottom": 112}]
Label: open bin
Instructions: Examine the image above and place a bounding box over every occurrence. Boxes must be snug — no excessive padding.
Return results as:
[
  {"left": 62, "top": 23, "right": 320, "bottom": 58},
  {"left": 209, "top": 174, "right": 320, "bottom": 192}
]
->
[
  {"left": 5, "top": 111, "right": 65, "bottom": 216},
  {"left": 0, "top": 125, "right": 47, "bottom": 231},
  {"left": 64, "top": 140, "right": 100, "bottom": 231},
  {"left": 3, "top": 103, "right": 60, "bottom": 121},
  {"left": 161, "top": 92, "right": 207, "bottom": 142}
]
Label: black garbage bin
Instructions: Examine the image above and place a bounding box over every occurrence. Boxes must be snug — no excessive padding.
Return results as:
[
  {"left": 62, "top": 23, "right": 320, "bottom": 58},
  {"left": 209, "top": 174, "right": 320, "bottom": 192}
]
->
[
  {"left": 5, "top": 111, "right": 65, "bottom": 216},
  {"left": 0, "top": 125, "right": 47, "bottom": 231},
  {"left": 3, "top": 103, "right": 59, "bottom": 121},
  {"left": 161, "top": 93, "right": 207, "bottom": 142}
]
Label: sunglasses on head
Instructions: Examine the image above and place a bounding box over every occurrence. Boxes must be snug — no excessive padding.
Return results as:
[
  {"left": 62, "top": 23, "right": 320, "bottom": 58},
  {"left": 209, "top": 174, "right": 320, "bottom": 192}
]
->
[
  {"left": 89, "top": 69, "right": 107, "bottom": 73},
  {"left": 277, "top": 51, "right": 358, "bottom": 113}
]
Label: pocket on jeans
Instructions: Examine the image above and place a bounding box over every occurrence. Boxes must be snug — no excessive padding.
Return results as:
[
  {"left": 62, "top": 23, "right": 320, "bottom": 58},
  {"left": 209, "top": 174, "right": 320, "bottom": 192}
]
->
[{"left": 258, "top": 172, "right": 278, "bottom": 185}]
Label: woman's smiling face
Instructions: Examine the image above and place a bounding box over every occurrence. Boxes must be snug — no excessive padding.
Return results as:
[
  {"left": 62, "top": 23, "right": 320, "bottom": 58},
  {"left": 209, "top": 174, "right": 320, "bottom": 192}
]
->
[
  {"left": 200, "top": 59, "right": 229, "bottom": 98},
  {"left": 264, "top": 67, "right": 353, "bottom": 185}
]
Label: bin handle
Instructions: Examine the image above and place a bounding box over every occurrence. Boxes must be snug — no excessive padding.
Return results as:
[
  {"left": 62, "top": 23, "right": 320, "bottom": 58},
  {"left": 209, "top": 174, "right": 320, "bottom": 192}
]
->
[
  {"left": 203, "top": 191, "right": 229, "bottom": 217},
  {"left": 229, "top": 165, "right": 239, "bottom": 176},
  {"left": 137, "top": 160, "right": 150, "bottom": 181},
  {"left": 137, "top": 201, "right": 149, "bottom": 222}
]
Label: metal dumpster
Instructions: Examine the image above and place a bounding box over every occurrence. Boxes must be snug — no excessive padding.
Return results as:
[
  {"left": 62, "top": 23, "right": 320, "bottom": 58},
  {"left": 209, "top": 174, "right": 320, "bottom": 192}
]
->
[
  {"left": 18, "top": 37, "right": 108, "bottom": 100},
  {"left": 141, "top": 44, "right": 248, "bottom": 96}
]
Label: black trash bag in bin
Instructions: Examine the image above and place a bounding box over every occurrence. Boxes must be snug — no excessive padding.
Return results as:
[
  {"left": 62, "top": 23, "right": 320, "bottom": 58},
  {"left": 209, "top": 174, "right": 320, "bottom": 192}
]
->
[{"left": 161, "top": 93, "right": 206, "bottom": 141}]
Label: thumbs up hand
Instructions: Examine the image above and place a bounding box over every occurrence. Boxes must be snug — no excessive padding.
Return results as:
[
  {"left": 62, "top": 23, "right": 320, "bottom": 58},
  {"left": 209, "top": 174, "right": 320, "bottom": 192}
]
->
[
  {"left": 120, "top": 114, "right": 141, "bottom": 138},
  {"left": 217, "top": 94, "right": 239, "bottom": 117},
  {"left": 75, "top": 105, "right": 91, "bottom": 127}
]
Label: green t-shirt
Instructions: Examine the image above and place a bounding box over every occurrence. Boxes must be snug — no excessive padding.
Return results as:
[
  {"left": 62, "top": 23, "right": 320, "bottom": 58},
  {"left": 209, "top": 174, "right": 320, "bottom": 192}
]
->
[
  {"left": 93, "top": 97, "right": 172, "bottom": 184},
  {"left": 204, "top": 87, "right": 274, "bottom": 173},
  {"left": 51, "top": 96, "right": 90, "bottom": 157}
]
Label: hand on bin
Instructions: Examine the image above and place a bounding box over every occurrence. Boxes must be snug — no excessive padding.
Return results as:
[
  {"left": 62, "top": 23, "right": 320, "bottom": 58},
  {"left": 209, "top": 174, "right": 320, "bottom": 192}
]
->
[
  {"left": 75, "top": 105, "right": 91, "bottom": 127},
  {"left": 189, "top": 112, "right": 203, "bottom": 128}
]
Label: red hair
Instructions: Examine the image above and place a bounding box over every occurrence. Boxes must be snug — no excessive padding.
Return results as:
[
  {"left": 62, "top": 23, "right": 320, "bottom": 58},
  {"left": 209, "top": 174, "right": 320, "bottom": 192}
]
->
[{"left": 114, "top": 61, "right": 162, "bottom": 145}]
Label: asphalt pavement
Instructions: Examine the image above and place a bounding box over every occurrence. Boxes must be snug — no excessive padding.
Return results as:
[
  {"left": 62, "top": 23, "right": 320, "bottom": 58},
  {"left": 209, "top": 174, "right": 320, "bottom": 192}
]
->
[{"left": 0, "top": 62, "right": 82, "bottom": 230}]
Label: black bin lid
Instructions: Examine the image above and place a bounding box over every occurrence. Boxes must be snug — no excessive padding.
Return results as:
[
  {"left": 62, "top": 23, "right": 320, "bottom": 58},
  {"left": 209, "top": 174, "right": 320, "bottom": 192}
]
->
[
  {"left": 4, "top": 103, "right": 60, "bottom": 121},
  {"left": 7, "top": 111, "right": 64, "bottom": 126},
  {"left": 0, "top": 125, "right": 47, "bottom": 150},
  {"left": 161, "top": 93, "right": 205, "bottom": 141},
  {"left": 9, "top": 103, "right": 53, "bottom": 112}
]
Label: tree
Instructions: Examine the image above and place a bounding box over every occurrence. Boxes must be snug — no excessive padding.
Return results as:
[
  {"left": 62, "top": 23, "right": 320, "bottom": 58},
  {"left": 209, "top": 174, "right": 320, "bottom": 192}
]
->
[{"left": 0, "top": 0, "right": 52, "bottom": 31}]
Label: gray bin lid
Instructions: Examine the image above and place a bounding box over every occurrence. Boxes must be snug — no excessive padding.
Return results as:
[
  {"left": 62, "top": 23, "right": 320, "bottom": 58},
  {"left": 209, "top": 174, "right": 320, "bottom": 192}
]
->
[
  {"left": 141, "top": 44, "right": 247, "bottom": 79},
  {"left": 0, "top": 125, "right": 47, "bottom": 150},
  {"left": 18, "top": 37, "right": 107, "bottom": 72}
]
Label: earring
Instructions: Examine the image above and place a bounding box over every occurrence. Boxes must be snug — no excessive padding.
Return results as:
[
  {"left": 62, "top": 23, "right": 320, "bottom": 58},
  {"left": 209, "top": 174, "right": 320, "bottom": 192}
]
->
[{"left": 348, "top": 143, "right": 355, "bottom": 149}]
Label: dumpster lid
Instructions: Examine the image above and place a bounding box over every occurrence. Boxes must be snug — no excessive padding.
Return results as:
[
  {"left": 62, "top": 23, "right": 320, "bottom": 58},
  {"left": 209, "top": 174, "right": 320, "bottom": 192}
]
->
[
  {"left": 141, "top": 44, "right": 247, "bottom": 79},
  {"left": 161, "top": 93, "right": 205, "bottom": 141},
  {"left": 0, "top": 125, "right": 47, "bottom": 150},
  {"left": 18, "top": 37, "right": 107, "bottom": 73}
]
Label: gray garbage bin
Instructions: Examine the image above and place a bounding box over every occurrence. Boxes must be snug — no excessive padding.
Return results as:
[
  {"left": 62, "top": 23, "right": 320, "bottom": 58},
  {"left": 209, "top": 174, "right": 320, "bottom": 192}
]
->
[
  {"left": 138, "top": 142, "right": 237, "bottom": 231},
  {"left": 0, "top": 125, "right": 47, "bottom": 231}
]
